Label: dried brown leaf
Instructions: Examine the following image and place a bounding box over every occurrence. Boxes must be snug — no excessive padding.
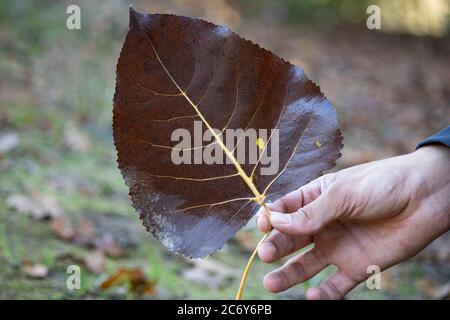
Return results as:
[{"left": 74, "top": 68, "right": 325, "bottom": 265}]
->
[
  {"left": 84, "top": 250, "right": 106, "bottom": 275},
  {"left": 6, "top": 192, "right": 62, "bottom": 220},
  {"left": 182, "top": 256, "right": 237, "bottom": 289},
  {"left": 113, "top": 9, "right": 342, "bottom": 258},
  {"left": 23, "top": 261, "right": 48, "bottom": 279},
  {"left": 100, "top": 267, "right": 156, "bottom": 296},
  {"left": 51, "top": 216, "right": 75, "bottom": 240}
]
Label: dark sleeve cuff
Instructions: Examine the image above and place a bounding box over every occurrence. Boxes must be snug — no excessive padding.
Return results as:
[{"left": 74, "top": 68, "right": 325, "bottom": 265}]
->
[{"left": 416, "top": 125, "right": 450, "bottom": 150}]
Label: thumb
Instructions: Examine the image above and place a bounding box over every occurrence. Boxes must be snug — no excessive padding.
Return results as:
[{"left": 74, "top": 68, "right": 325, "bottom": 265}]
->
[{"left": 269, "top": 186, "right": 346, "bottom": 236}]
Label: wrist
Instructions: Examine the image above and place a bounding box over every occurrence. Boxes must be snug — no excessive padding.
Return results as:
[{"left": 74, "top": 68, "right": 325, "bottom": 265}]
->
[
  {"left": 413, "top": 144, "right": 450, "bottom": 162},
  {"left": 410, "top": 145, "right": 450, "bottom": 231}
]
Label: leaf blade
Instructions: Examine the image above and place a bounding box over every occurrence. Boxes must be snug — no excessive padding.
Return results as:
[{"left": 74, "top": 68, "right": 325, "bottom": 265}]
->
[{"left": 113, "top": 8, "right": 343, "bottom": 258}]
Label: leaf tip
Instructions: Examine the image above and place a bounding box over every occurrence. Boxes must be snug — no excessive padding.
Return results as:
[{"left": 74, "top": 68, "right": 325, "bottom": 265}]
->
[
  {"left": 129, "top": 5, "right": 136, "bottom": 15},
  {"left": 129, "top": 6, "right": 144, "bottom": 31}
]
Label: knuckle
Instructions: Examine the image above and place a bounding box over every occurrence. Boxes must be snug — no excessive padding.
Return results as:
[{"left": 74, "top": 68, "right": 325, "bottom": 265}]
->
[
  {"left": 295, "top": 207, "right": 315, "bottom": 233},
  {"left": 322, "top": 280, "right": 343, "bottom": 300},
  {"left": 327, "top": 182, "right": 355, "bottom": 218},
  {"left": 275, "top": 268, "right": 291, "bottom": 290},
  {"left": 300, "top": 206, "right": 313, "bottom": 221},
  {"left": 321, "top": 173, "right": 337, "bottom": 189},
  {"left": 280, "top": 265, "right": 299, "bottom": 288},
  {"left": 285, "top": 235, "right": 296, "bottom": 254},
  {"left": 287, "top": 259, "right": 305, "bottom": 282},
  {"left": 267, "top": 239, "right": 281, "bottom": 259}
]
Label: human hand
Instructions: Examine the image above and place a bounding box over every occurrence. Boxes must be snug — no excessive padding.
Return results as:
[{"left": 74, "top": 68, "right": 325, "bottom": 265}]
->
[{"left": 257, "top": 145, "right": 450, "bottom": 299}]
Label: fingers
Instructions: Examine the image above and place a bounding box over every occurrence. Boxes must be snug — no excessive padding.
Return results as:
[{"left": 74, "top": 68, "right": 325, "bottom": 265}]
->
[
  {"left": 263, "top": 248, "right": 328, "bottom": 293},
  {"left": 272, "top": 178, "right": 323, "bottom": 213},
  {"left": 268, "top": 186, "right": 345, "bottom": 236},
  {"left": 257, "top": 178, "right": 323, "bottom": 233},
  {"left": 256, "top": 193, "right": 290, "bottom": 233},
  {"left": 258, "top": 229, "right": 312, "bottom": 263},
  {"left": 257, "top": 210, "right": 272, "bottom": 233},
  {"left": 306, "top": 270, "right": 358, "bottom": 300}
]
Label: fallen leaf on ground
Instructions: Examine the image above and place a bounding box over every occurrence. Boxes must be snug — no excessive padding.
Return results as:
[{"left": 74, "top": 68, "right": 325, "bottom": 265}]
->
[
  {"left": 182, "top": 256, "right": 237, "bottom": 289},
  {"left": 6, "top": 192, "right": 63, "bottom": 220},
  {"left": 51, "top": 216, "right": 75, "bottom": 240},
  {"left": 100, "top": 267, "right": 156, "bottom": 296},
  {"left": 70, "top": 217, "right": 130, "bottom": 257},
  {"left": 84, "top": 250, "right": 106, "bottom": 275},
  {"left": 72, "top": 218, "right": 97, "bottom": 246},
  {"left": 62, "top": 124, "right": 91, "bottom": 152},
  {"left": 23, "top": 261, "right": 48, "bottom": 279},
  {"left": 93, "top": 232, "right": 126, "bottom": 258}
]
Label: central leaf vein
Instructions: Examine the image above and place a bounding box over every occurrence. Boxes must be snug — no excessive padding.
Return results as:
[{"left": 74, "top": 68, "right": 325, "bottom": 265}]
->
[{"left": 143, "top": 31, "right": 264, "bottom": 201}]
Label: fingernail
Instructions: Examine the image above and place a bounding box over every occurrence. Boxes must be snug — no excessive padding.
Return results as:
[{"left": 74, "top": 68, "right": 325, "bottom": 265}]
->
[
  {"left": 260, "top": 241, "right": 276, "bottom": 257},
  {"left": 270, "top": 212, "right": 290, "bottom": 225}
]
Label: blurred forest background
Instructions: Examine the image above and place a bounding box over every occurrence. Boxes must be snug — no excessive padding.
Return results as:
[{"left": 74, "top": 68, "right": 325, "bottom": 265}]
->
[{"left": 0, "top": 0, "right": 449, "bottom": 299}]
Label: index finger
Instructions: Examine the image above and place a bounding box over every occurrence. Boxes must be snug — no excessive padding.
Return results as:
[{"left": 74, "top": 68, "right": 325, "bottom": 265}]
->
[{"left": 257, "top": 177, "right": 323, "bottom": 233}]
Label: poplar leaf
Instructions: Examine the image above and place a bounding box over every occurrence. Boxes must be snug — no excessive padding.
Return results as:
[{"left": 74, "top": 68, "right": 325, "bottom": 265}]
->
[{"left": 113, "top": 8, "right": 343, "bottom": 258}]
